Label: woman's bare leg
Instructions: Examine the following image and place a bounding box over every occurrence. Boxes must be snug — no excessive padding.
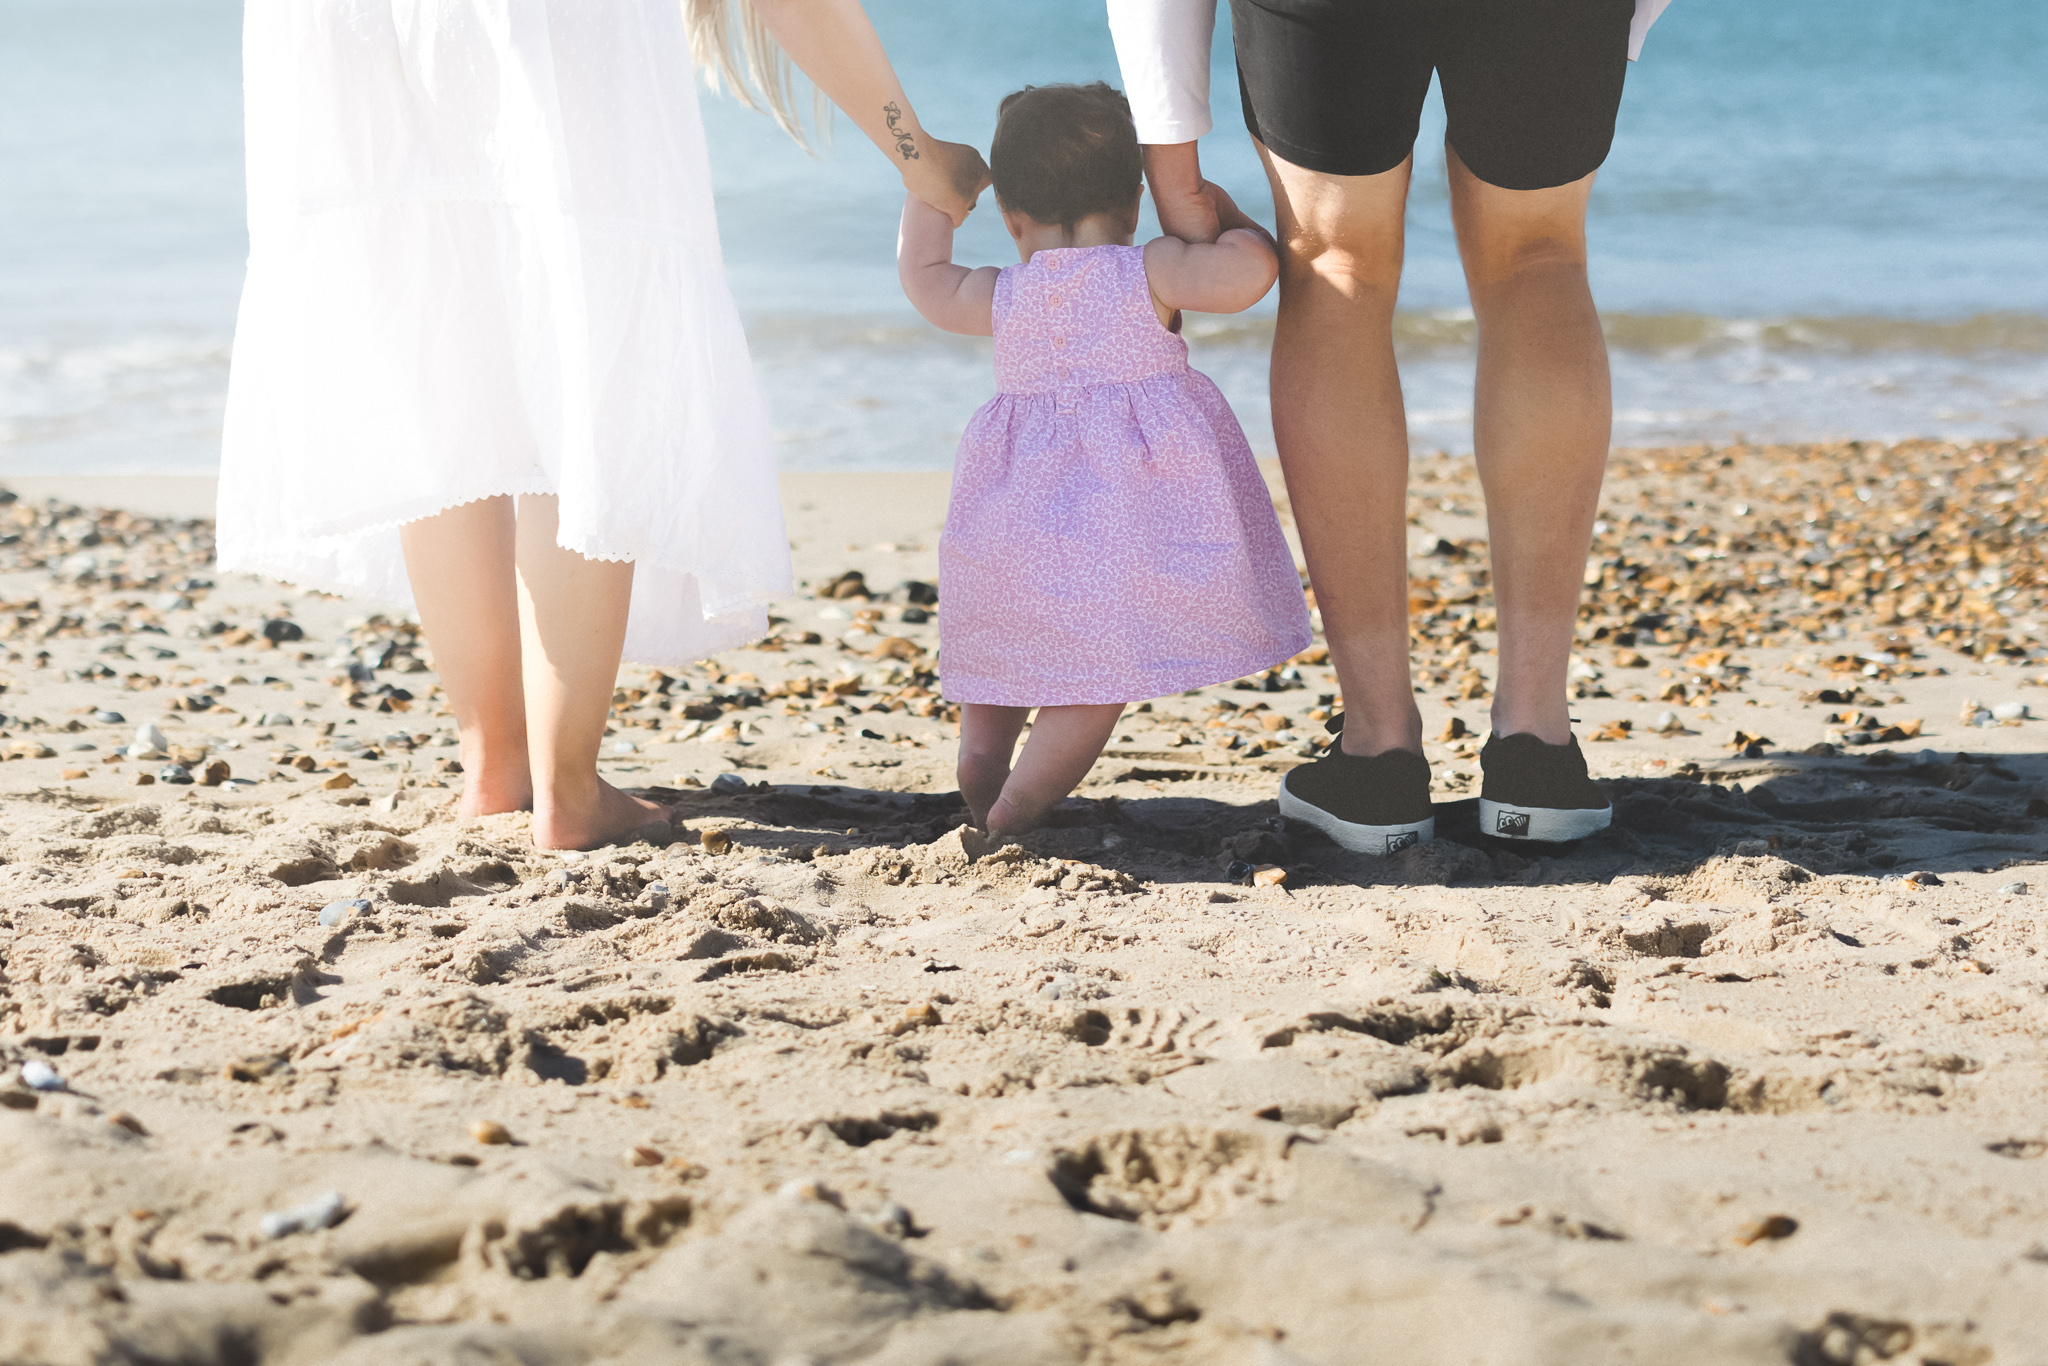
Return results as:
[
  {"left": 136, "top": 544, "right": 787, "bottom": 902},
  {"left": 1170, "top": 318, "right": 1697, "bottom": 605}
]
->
[
  {"left": 986, "top": 703, "right": 1124, "bottom": 836},
  {"left": 958, "top": 703, "right": 1029, "bottom": 828},
  {"left": 1447, "top": 148, "right": 1610, "bottom": 744},
  {"left": 514, "top": 495, "right": 668, "bottom": 850},
  {"left": 1255, "top": 143, "right": 1423, "bottom": 758},
  {"left": 400, "top": 497, "right": 533, "bottom": 817}
]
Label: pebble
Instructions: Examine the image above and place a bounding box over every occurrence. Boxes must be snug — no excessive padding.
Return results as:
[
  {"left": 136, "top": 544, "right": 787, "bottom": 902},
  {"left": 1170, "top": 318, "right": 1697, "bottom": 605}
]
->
[
  {"left": 319, "top": 898, "right": 372, "bottom": 927},
  {"left": 157, "top": 764, "right": 193, "bottom": 785},
  {"left": 701, "top": 828, "right": 733, "bottom": 855},
  {"left": 626, "top": 1146, "right": 664, "bottom": 1167},
  {"left": 262, "top": 618, "right": 305, "bottom": 643},
  {"left": 106, "top": 1111, "right": 148, "bottom": 1136},
  {"left": 92, "top": 710, "right": 124, "bottom": 724},
  {"left": 470, "top": 1119, "right": 513, "bottom": 1146},
  {"left": 259, "top": 1190, "right": 348, "bottom": 1240},
  {"left": 1734, "top": 1213, "right": 1799, "bottom": 1246},
  {"left": 860, "top": 1201, "right": 917, "bottom": 1239},
  {"left": 1906, "top": 870, "right": 1944, "bottom": 887},
  {"left": 2002, "top": 881, "right": 2028, "bottom": 895},
  {"left": 1992, "top": 701, "right": 2030, "bottom": 721},
  {"left": 709, "top": 772, "right": 749, "bottom": 796},
  {"left": 609, "top": 739, "right": 639, "bottom": 755},
  {"left": 1252, "top": 864, "right": 1288, "bottom": 887},
  {"left": 19, "top": 1060, "right": 63, "bottom": 1092},
  {"left": 133, "top": 723, "right": 168, "bottom": 753}
]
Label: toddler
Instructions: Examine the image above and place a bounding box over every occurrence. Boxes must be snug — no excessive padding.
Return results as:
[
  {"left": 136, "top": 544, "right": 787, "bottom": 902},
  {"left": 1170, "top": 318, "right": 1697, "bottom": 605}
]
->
[{"left": 898, "top": 82, "right": 1311, "bottom": 835}]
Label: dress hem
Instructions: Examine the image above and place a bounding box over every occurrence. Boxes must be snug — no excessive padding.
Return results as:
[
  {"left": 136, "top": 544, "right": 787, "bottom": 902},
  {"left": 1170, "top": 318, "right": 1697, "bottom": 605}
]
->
[
  {"left": 938, "top": 636, "right": 1313, "bottom": 709},
  {"left": 221, "top": 482, "right": 790, "bottom": 621}
]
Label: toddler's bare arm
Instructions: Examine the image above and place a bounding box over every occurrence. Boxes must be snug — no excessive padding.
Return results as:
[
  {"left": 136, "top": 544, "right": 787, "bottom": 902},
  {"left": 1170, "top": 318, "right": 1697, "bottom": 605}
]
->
[
  {"left": 1144, "top": 225, "right": 1279, "bottom": 317},
  {"left": 898, "top": 193, "right": 999, "bottom": 336}
]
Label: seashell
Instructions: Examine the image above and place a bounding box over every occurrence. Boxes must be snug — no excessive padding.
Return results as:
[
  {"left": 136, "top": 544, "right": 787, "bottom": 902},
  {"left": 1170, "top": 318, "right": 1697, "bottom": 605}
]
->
[
  {"left": 20, "top": 1060, "right": 63, "bottom": 1092},
  {"left": 319, "top": 898, "right": 371, "bottom": 927},
  {"left": 201, "top": 759, "right": 231, "bottom": 787},
  {"left": 259, "top": 1190, "right": 347, "bottom": 1240},
  {"left": 626, "top": 1146, "right": 664, "bottom": 1167},
  {"left": 157, "top": 764, "right": 194, "bottom": 785},
  {"left": 701, "top": 828, "right": 733, "bottom": 855},
  {"left": 322, "top": 772, "right": 358, "bottom": 790},
  {"left": 92, "top": 710, "right": 125, "bottom": 724},
  {"left": 1252, "top": 864, "right": 1288, "bottom": 887},
  {"left": 107, "top": 1112, "right": 148, "bottom": 1136},
  {"left": 469, "top": 1119, "right": 513, "bottom": 1146}
]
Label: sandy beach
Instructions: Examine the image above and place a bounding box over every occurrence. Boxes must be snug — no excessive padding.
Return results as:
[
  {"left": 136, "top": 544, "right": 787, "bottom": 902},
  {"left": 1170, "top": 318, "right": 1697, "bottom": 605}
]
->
[{"left": 3, "top": 441, "right": 2048, "bottom": 1365}]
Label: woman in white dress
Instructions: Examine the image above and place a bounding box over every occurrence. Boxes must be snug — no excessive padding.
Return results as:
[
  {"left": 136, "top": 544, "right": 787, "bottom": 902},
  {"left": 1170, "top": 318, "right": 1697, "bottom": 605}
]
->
[{"left": 219, "top": 0, "right": 986, "bottom": 848}]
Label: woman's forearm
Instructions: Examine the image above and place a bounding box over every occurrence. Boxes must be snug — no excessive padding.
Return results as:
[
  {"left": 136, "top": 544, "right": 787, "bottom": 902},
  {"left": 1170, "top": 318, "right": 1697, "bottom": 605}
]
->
[
  {"left": 749, "top": 0, "right": 988, "bottom": 221},
  {"left": 750, "top": 0, "right": 918, "bottom": 163}
]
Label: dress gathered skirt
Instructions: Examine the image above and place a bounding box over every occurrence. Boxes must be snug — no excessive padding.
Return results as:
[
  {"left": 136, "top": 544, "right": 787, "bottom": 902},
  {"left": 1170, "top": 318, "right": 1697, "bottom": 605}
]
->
[{"left": 219, "top": 0, "right": 789, "bottom": 664}]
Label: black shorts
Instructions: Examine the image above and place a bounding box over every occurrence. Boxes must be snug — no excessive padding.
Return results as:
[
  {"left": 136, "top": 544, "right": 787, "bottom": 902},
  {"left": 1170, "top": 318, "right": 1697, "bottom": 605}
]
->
[{"left": 1228, "top": 0, "right": 1636, "bottom": 190}]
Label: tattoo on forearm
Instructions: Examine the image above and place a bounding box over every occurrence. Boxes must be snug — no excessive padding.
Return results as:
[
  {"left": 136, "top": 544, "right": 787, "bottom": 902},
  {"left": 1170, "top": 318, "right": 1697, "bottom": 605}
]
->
[{"left": 883, "top": 102, "right": 920, "bottom": 161}]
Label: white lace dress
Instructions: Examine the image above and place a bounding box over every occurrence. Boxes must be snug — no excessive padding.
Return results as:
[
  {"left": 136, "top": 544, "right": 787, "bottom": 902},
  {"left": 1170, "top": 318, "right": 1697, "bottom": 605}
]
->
[{"left": 219, "top": 0, "right": 788, "bottom": 663}]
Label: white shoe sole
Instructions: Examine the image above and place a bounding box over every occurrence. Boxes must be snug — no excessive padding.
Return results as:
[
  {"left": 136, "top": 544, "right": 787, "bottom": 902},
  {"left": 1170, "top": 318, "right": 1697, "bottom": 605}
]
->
[
  {"left": 1479, "top": 798, "right": 1612, "bottom": 843},
  {"left": 1278, "top": 784, "right": 1434, "bottom": 855}
]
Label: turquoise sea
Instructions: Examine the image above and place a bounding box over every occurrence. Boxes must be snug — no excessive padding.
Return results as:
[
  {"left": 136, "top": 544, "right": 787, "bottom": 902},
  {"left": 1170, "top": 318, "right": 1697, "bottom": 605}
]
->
[{"left": 1, "top": 0, "right": 2044, "bottom": 473}]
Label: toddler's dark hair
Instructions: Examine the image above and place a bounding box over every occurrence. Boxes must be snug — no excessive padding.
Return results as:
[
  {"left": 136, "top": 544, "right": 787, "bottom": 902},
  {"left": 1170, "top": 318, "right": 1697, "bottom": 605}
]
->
[{"left": 990, "top": 82, "right": 1142, "bottom": 228}]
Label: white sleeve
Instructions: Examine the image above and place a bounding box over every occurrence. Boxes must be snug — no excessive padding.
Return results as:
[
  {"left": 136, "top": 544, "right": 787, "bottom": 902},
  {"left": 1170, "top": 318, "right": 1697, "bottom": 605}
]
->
[
  {"left": 1629, "top": 0, "right": 1674, "bottom": 60},
  {"left": 1107, "top": 0, "right": 1219, "bottom": 145}
]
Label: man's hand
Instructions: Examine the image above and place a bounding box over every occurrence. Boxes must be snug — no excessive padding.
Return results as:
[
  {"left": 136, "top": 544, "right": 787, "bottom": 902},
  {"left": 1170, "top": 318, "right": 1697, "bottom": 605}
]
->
[
  {"left": 905, "top": 137, "right": 991, "bottom": 227},
  {"left": 1144, "top": 142, "right": 1221, "bottom": 243}
]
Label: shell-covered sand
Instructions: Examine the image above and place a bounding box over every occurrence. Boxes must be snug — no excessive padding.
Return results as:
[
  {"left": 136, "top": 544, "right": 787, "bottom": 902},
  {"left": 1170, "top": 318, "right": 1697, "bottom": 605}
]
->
[{"left": 3, "top": 443, "right": 2047, "bottom": 1366}]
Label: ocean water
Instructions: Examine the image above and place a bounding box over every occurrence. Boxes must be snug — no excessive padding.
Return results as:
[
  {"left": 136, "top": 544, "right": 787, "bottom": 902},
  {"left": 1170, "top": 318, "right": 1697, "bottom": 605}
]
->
[{"left": 1, "top": 0, "right": 2044, "bottom": 477}]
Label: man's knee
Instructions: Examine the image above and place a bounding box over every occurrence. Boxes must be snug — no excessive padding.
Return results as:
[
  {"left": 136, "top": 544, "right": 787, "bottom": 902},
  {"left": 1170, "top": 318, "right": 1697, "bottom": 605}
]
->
[
  {"left": 1459, "top": 225, "right": 1588, "bottom": 292},
  {"left": 1277, "top": 223, "right": 1403, "bottom": 298}
]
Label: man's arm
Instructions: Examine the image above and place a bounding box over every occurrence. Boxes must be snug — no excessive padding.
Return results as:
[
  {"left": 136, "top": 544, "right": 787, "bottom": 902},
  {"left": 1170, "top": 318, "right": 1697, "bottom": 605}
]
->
[{"left": 1107, "top": 0, "right": 1234, "bottom": 244}]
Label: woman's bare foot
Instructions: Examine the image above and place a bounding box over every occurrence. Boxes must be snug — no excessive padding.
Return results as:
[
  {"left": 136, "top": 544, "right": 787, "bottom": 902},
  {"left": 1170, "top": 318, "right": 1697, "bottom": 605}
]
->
[
  {"left": 531, "top": 778, "right": 670, "bottom": 851},
  {"left": 456, "top": 742, "right": 533, "bottom": 818}
]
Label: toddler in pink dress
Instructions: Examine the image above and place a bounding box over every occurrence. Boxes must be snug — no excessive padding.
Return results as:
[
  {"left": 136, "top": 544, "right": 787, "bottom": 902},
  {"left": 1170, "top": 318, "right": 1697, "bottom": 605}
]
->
[{"left": 898, "top": 82, "right": 1311, "bottom": 835}]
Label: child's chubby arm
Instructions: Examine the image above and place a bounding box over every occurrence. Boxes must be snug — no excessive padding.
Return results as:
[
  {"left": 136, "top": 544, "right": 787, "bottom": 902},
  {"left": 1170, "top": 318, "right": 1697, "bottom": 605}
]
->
[
  {"left": 1143, "top": 184, "right": 1279, "bottom": 320},
  {"left": 898, "top": 193, "right": 999, "bottom": 337},
  {"left": 1144, "top": 228, "right": 1278, "bottom": 319}
]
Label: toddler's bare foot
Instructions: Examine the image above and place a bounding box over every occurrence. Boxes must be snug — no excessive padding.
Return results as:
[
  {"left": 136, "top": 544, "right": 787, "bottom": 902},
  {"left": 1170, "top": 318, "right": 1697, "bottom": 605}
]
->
[
  {"left": 531, "top": 778, "right": 670, "bottom": 851},
  {"left": 985, "top": 793, "right": 1047, "bottom": 838}
]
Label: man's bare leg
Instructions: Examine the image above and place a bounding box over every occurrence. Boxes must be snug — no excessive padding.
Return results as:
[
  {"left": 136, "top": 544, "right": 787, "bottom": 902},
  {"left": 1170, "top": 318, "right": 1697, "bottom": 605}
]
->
[
  {"left": 1255, "top": 143, "right": 1423, "bottom": 757},
  {"left": 400, "top": 497, "right": 533, "bottom": 817},
  {"left": 1447, "top": 148, "right": 1610, "bottom": 745},
  {"left": 986, "top": 704, "right": 1124, "bottom": 837},
  {"left": 514, "top": 495, "right": 668, "bottom": 850}
]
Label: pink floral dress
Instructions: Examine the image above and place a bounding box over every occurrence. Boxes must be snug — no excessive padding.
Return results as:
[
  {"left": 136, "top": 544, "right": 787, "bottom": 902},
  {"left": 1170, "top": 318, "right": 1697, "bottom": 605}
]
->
[{"left": 938, "top": 244, "right": 1311, "bottom": 707}]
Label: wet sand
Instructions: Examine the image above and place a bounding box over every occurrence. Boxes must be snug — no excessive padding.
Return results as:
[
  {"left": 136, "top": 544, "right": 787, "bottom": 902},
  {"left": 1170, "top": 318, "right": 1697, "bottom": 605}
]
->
[{"left": 3, "top": 440, "right": 2048, "bottom": 1365}]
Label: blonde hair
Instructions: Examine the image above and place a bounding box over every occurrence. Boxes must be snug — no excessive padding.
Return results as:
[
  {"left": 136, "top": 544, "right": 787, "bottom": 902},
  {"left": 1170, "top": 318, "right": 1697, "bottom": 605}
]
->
[{"left": 685, "top": 0, "right": 826, "bottom": 151}]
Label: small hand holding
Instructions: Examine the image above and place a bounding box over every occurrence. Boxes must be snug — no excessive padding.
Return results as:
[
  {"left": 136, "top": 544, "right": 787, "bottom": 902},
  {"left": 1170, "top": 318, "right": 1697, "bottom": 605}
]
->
[{"left": 906, "top": 137, "right": 991, "bottom": 227}]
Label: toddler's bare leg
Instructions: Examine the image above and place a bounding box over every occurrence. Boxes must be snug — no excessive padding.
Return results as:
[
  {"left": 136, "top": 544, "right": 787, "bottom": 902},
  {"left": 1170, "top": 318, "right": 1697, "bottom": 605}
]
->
[
  {"left": 958, "top": 703, "right": 1028, "bottom": 828},
  {"left": 986, "top": 703, "right": 1125, "bottom": 836},
  {"left": 400, "top": 497, "right": 533, "bottom": 817},
  {"left": 513, "top": 495, "right": 669, "bottom": 850}
]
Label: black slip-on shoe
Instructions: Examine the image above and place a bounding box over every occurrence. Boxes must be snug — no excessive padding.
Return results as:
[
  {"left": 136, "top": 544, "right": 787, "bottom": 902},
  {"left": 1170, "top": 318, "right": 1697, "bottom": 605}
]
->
[
  {"left": 1479, "top": 732, "right": 1612, "bottom": 843},
  {"left": 1278, "top": 719, "right": 1434, "bottom": 854}
]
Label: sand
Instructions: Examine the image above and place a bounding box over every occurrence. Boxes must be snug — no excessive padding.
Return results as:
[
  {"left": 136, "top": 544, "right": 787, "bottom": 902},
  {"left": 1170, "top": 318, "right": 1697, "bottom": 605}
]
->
[{"left": 3, "top": 441, "right": 2048, "bottom": 1366}]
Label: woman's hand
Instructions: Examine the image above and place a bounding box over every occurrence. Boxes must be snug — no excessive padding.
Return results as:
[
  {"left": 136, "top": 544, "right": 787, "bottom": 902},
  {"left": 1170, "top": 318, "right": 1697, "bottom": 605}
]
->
[{"left": 904, "top": 136, "right": 991, "bottom": 226}]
